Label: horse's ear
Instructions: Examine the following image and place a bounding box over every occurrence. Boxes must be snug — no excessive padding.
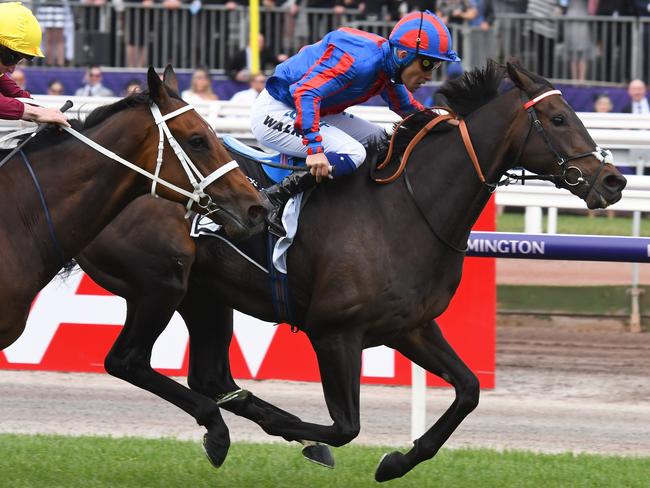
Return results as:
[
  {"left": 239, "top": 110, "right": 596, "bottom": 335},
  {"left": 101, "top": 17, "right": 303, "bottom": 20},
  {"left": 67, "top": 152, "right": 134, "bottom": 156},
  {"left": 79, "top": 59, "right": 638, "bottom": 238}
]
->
[
  {"left": 162, "top": 64, "right": 179, "bottom": 95},
  {"left": 147, "top": 66, "right": 168, "bottom": 104},
  {"left": 506, "top": 61, "right": 539, "bottom": 93}
]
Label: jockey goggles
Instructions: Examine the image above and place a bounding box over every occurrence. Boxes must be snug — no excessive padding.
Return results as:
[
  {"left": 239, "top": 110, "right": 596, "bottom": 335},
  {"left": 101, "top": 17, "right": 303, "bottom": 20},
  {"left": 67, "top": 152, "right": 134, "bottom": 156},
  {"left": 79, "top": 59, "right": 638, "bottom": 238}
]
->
[
  {"left": 0, "top": 45, "right": 32, "bottom": 66},
  {"left": 418, "top": 57, "right": 443, "bottom": 72}
]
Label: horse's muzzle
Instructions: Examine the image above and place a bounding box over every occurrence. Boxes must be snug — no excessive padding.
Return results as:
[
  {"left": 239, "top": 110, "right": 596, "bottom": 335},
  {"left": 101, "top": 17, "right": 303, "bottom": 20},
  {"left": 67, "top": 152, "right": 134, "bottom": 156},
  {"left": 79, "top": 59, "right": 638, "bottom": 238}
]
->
[{"left": 586, "top": 172, "right": 627, "bottom": 209}]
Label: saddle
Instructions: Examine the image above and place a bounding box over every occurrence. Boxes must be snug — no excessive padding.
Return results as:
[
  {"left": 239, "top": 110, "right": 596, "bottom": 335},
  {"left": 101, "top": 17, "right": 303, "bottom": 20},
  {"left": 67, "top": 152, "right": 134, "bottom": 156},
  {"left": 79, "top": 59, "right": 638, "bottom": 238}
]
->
[{"left": 221, "top": 135, "right": 307, "bottom": 184}]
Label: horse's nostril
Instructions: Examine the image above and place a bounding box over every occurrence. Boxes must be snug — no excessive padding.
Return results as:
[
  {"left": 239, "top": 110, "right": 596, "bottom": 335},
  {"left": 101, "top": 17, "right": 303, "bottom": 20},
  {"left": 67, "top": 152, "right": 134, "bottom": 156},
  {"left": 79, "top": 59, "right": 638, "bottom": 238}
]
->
[
  {"left": 604, "top": 174, "right": 627, "bottom": 191},
  {"left": 248, "top": 204, "right": 268, "bottom": 221}
]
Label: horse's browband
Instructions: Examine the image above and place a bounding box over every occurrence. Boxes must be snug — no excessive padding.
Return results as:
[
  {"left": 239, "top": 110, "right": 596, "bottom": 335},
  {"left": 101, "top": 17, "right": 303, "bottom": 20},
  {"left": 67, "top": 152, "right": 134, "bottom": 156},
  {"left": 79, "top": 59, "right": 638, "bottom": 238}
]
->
[{"left": 523, "top": 89, "right": 562, "bottom": 110}]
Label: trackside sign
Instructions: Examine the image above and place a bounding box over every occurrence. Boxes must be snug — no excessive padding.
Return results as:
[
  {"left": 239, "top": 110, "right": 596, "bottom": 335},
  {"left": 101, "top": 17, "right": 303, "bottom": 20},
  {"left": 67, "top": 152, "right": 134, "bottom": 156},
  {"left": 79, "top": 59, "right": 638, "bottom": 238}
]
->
[{"left": 1, "top": 205, "right": 496, "bottom": 388}]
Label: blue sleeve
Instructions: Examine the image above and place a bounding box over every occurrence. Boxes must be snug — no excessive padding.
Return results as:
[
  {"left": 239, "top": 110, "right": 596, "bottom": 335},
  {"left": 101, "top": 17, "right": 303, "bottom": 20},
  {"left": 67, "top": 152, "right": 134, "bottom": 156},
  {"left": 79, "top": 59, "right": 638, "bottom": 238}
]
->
[{"left": 290, "top": 44, "right": 357, "bottom": 155}]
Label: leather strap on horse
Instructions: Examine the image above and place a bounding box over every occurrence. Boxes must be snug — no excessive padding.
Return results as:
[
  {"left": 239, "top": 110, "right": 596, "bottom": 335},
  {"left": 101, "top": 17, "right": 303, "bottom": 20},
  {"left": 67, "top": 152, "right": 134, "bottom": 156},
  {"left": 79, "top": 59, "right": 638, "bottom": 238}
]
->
[
  {"left": 372, "top": 108, "right": 488, "bottom": 186},
  {"left": 457, "top": 118, "right": 486, "bottom": 183},
  {"left": 372, "top": 108, "right": 456, "bottom": 184}
]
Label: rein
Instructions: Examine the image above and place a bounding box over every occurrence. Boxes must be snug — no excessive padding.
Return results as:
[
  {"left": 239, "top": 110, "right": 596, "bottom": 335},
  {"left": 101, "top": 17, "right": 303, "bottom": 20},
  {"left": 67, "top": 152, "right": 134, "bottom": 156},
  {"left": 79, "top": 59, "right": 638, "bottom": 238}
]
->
[
  {"left": 12, "top": 98, "right": 239, "bottom": 218},
  {"left": 373, "top": 89, "right": 613, "bottom": 252}
]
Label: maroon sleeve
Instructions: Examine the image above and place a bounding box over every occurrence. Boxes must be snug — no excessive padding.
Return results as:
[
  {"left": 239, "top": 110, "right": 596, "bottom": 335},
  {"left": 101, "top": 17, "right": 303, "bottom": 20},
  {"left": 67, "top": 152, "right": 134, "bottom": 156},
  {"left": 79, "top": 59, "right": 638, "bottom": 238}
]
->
[{"left": 0, "top": 73, "right": 32, "bottom": 120}]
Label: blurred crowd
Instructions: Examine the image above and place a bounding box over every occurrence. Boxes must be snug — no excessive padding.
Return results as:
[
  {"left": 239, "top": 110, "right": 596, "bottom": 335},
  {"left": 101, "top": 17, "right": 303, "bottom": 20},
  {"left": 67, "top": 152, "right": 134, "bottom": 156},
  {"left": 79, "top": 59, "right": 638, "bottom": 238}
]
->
[{"left": 11, "top": 1, "right": 650, "bottom": 110}]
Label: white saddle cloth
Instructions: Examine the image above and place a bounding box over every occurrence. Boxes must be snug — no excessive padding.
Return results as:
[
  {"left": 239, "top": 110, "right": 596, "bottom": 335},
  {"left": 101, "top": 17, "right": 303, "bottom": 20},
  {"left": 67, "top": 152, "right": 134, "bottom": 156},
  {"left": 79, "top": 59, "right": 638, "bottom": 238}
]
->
[{"left": 190, "top": 193, "right": 304, "bottom": 274}]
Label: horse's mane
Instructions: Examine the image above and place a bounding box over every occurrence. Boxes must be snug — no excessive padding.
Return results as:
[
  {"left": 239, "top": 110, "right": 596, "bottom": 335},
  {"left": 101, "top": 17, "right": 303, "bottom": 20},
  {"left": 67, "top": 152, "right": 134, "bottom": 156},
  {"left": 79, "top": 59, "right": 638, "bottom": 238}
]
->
[
  {"left": 10, "top": 85, "right": 182, "bottom": 155},
  {"left": 391, "top": 60, "right": 507, "bottom": 158}
]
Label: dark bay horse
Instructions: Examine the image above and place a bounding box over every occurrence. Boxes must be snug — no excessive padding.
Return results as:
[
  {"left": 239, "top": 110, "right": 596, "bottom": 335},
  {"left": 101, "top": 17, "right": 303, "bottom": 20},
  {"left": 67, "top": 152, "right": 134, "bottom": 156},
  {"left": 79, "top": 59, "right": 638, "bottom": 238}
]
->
[
  {"left": 76, "top": 62, "right": 626, "bottom": 480},
  {"left": 0, "top": 66, "right": 267, "bottom": 353}
]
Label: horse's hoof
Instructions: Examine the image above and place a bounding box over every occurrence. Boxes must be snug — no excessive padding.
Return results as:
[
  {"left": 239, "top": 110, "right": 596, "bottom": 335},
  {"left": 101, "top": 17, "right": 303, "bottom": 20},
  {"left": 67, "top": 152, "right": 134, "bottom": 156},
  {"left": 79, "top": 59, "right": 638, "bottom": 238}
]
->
[
  {"left": 202, "top": 431, "right": 230, "bottom": 469},
  {"left": 301, "top": 443, "right": 335, "bottom": 468},
  {"left": 374, "top": 451, "right": 409, "bottom": 482}
]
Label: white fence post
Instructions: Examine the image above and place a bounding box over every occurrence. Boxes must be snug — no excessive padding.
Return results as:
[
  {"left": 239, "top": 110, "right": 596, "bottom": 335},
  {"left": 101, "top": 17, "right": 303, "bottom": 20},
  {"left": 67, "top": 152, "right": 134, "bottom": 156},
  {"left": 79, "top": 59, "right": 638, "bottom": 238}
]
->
[
  {"left": 524, "top": 207, "right": 543, "bottom": 234},
  {"left": 411, "top": 362, "right": 427, "bottom": 440},
  {"left": 547, "top": 207, "right": 558, "bottom": 234}
]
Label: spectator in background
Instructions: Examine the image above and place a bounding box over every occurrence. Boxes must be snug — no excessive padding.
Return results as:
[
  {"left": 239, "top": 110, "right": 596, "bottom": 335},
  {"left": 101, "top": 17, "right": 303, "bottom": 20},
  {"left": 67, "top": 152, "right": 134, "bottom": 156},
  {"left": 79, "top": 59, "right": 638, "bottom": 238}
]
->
[
  {"left": 122, "top": 78, "right": 143, "bottom": 96},
  {"left": 125, "top": 0, "right": 153, "bottom": 68},
  {"left": 622, "top": 79, "right": 650, "bottom": 114},
  {"left": 10, "top": 68, "right": 26, "bottom": 90},
  {"left": 363, "top": 1, "right": 396, "bottom": 21},
  {"left": 593, "top": 93, "right": 613, "bottom": 113},
  {"left": 470, "top": 0, "right": 494, "bottom": 30},
  {"left": 36, "top": 0, "right": 67, "bottom": 67},
  {"left": 562, "top": 0, "right": 594, "bottom": 83},
  {"left": 181, "top": 67, "right": 219, "bottom": 103},
  {"left": 47, "top": 79, "right": 65, "bottom": 96},
  {"left": 227, "top": 33, "right": 287, "bottom": 82},
  {"left": 75, "top": 66, "right": 114, "bottom": 96},
  {"left": 230, "top": 72, "right": 266, "bottom": 104},
  {"left": 526, "top": 0, "right": 561, "bottom": 77},
  {"left": 437, "top": 0, "right": 478, "bottom": 26}
]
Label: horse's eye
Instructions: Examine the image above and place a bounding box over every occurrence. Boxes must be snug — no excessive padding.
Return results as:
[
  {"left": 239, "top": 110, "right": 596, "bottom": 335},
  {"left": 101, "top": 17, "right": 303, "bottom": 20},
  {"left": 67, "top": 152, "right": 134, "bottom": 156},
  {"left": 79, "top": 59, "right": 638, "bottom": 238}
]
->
[
  {"left": 551, "top": 115, "right": 565, "bottom": 126},
  {"left": 188, "top": 136, "right": 206, "bottom": 149}
]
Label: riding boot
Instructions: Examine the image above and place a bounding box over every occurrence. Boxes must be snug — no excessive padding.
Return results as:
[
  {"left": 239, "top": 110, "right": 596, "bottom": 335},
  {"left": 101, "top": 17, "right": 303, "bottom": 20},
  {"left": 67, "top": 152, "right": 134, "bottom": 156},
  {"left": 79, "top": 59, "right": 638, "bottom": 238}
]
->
[{"left": 262, "top": 171, "right": 318, "bottom": 237}]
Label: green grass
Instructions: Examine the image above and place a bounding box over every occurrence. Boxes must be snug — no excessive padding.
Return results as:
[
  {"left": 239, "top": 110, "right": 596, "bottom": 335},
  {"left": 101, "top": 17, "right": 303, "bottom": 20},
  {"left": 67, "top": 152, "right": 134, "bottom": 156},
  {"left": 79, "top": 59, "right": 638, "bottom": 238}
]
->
[
  {"left": 497, "top": 285, "right": 649, "bottom": 316},
  {"left": 1, "top": 434, "right": 649, "bottom": 488},
  {"left": 497, "top": 212, "right": 650, "bottom": 236}
]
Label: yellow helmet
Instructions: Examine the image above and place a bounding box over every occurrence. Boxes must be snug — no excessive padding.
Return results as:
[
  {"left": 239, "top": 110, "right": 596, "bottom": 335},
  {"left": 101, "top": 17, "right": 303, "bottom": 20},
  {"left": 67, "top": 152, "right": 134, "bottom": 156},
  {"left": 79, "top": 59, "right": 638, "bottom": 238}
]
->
[{"left": 0, "top": 3, "right": 44, "bottom": 58}]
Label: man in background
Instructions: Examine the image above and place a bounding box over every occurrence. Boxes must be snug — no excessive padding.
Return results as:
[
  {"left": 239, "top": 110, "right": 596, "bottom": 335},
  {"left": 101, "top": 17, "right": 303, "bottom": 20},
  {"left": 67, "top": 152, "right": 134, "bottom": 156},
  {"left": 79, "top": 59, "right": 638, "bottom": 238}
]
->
[
  {"left": 622, "top": 79, "right": 649, "bottom": 114},
  {"left": 74, "top": 65, "right": 114, "bottom": 97},
  {"left": 230, "top": 72, "right": 266, "bottom": 104}
]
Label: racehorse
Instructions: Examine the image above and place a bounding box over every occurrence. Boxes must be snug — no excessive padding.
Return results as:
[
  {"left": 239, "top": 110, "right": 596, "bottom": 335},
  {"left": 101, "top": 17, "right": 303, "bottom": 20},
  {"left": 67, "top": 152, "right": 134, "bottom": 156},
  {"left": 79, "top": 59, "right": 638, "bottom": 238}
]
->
[
  {"left": 76, "top": 62, "right": 626, "bottom": 481},
  {"left": 0, "top": 65, "right": 267, "bottom": 355}
]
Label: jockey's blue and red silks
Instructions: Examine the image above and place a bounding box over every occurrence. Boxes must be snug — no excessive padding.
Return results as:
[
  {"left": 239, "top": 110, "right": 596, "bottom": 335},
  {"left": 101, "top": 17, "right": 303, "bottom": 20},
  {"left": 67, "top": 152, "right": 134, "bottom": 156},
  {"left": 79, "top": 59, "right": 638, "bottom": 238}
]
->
[{"left": 266, "top": 28, "right": 425, "bottom": 155}]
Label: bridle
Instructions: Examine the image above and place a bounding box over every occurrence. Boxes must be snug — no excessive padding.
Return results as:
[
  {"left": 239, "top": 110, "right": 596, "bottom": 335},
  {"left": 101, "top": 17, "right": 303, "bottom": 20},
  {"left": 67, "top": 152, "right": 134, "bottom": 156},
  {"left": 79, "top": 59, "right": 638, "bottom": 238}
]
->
[
  {"left": 494, "top": 89, "right": 613, "bottom": 198},
  {"left": 14, "top": 98, "right": 239, "bottom": 218},
  {"left": 372, "top": 88, "right": 613, "bottom": 252}
]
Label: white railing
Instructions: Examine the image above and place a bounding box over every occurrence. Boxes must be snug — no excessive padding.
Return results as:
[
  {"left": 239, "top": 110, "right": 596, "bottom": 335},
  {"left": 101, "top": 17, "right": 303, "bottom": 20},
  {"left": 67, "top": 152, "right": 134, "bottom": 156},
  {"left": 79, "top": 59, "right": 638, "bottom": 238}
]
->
[{"left": 6, "top": 96, "right": 650, "bottom": 215}]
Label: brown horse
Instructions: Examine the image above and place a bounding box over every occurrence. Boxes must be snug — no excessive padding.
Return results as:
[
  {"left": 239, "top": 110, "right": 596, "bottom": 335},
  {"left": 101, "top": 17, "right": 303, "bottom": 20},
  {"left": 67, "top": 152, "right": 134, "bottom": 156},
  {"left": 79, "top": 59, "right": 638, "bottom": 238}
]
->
[
  {"left": 76, "top": 62, "right": 626, "bottom": 480},
  {"left": 0, "top": 65, "right": 267, "bottom": 354}
]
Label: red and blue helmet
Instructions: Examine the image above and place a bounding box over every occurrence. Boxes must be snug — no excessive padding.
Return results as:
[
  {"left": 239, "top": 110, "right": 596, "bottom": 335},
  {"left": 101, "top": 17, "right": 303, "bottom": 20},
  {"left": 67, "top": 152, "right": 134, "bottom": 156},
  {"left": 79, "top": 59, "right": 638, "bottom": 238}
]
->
[{"left": 389, "top": 10, "right": 460, "bottom": 68}]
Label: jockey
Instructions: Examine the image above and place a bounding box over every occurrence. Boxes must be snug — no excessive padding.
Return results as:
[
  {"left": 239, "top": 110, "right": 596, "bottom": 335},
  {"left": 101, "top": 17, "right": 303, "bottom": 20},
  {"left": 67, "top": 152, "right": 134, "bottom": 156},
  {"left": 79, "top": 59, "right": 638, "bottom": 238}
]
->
[
  {"left": 0, "top": 3, "right": 69, "bottom": 126},
  {"left": 251, "top": 10, "right": 460, "bottom": 236}
]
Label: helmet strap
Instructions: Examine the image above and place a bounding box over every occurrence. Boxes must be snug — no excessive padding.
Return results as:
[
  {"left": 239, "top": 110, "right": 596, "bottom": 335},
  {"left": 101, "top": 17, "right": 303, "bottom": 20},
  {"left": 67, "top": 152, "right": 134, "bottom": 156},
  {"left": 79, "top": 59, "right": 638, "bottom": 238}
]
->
[{"left": 414, "top": 12, "right": 424, "bottom": 58}]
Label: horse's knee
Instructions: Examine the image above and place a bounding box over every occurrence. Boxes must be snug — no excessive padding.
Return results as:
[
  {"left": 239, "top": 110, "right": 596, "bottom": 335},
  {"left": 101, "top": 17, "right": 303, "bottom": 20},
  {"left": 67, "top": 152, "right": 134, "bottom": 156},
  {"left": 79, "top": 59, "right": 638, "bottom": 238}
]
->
[{"left": 457, "top": 372, "right": 480, "bottom": 415}]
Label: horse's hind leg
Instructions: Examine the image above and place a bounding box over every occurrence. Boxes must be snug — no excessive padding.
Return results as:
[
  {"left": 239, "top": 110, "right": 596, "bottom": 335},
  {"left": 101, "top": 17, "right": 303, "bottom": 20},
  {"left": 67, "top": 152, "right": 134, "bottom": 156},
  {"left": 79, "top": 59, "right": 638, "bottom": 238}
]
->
[
  {"left": 375, "top": 320, "right": 480, "bottom": 482},
  {"left": 180, "top": 291, "right": 334, "bottom": 467}
]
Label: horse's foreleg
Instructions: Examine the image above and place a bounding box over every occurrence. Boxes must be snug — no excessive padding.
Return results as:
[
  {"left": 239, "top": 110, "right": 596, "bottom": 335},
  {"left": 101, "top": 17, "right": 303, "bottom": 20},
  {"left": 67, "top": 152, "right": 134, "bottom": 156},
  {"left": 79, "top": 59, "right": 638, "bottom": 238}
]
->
[
  {"left": 104, "top": 294, "right": 230, "bottom": 468},
  {"left": 375, "top": 320, "right": 480, "bottom": 482},
  {"left": 180, "top": 294, "right": 334, "bottom": 467}
]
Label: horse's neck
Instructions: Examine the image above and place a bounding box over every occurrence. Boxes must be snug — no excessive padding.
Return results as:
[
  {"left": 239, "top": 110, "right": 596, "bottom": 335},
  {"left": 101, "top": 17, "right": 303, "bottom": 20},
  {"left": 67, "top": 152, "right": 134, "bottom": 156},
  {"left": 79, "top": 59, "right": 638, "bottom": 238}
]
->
[
  {"left": 397, "top": 92, "right": 521, "bottom": 249},
  {"left": 13, "top": 118, "right": 150, "bottom": 282}
]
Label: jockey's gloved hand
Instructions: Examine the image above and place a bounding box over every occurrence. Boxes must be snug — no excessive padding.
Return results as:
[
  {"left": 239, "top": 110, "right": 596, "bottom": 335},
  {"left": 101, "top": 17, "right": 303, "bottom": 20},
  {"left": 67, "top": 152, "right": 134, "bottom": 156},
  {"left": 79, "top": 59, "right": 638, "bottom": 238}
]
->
[{"left": 306, "top": 152, "right": 332, "bottom": 182}]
